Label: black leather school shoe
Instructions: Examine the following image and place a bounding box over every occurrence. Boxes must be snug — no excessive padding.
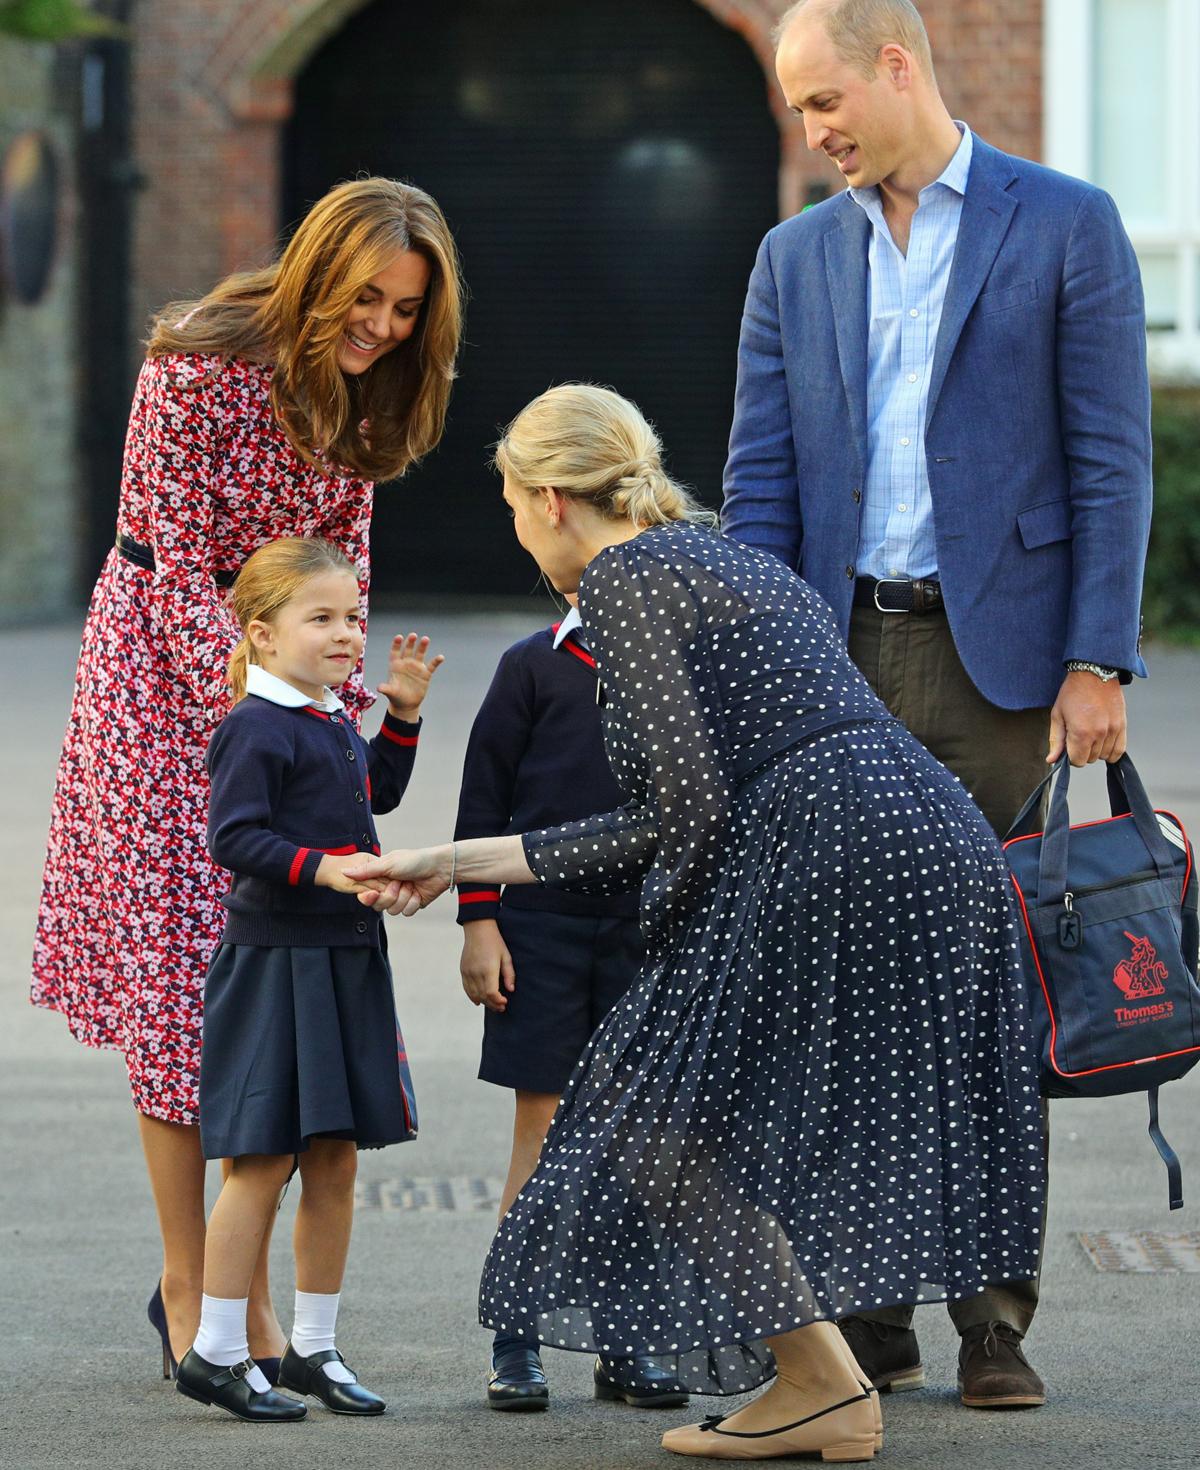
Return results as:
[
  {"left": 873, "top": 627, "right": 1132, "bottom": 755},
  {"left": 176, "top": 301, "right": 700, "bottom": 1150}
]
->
[
  {"left": 594, "top": 1355, "right": 690, "bottom": 1408},
  {"left": 277, "top": 1343, "right": 385, "bottom": 1415},
  {"left": 487, "top": 1339, "right": 550, "bottom": 1411},
  {"left": 176, "top": 1348, "right": 307, "bottom": 1422},
  {"left": 147, "top": 1281, "right": 178, "bottom": 1381}
]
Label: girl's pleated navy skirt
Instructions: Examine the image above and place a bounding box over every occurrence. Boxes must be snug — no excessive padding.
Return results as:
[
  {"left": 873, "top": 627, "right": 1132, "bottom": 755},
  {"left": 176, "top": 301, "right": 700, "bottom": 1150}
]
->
[{"left": 199, "top": 943, "right": 417, "bottom": 1160}]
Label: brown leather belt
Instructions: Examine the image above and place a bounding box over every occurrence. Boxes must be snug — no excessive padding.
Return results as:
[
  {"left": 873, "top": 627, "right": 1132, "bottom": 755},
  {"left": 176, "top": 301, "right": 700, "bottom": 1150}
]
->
[
  {"left": 853, "top": 576, "right": 944, "bottom": 614},
  {"left": 116, "top": 533, "right": 238, "bottom": 589}
]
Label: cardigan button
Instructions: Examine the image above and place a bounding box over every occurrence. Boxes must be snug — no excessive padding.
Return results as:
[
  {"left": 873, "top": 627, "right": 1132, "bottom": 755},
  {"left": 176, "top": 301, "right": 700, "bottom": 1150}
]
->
[
  {"left": 345, "top": 750, "right": 356, "bottom": 761},
  {"left": 355, "top": 920, "right": 368, "bottom": 934},
  {"left": 354, "top": 791, "right": 365, "bottom": 803},
  {"left": 330, "top": 715, "right": 341, "bottom": 724},
  {"left": 362, "top": 834, "right": 371, "bottom": 845}
]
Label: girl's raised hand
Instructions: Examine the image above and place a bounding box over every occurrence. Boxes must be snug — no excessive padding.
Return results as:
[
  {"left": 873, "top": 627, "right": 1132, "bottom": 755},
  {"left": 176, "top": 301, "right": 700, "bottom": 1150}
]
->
[{"left": 378, "top": 633, "right": 445, "bottom": 721}]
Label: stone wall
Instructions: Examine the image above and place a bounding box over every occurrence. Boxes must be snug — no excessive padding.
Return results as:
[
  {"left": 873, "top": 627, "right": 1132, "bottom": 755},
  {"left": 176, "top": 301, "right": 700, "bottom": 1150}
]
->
[{"left": 0, "top": 40, "right": 81, "bottom": 623}]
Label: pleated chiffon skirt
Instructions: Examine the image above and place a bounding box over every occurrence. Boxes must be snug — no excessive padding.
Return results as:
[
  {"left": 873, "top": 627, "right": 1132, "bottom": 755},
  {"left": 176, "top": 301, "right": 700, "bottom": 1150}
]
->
[
  {"left": 480, "top": 723, "right": 1045, "bottom": 1395},
  {"left": 199, "top": 943, "right": 416, "bottom": 1160}
]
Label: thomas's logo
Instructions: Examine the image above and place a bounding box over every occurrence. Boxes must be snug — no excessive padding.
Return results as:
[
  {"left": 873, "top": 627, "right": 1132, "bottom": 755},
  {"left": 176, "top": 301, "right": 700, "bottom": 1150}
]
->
[{"left": 1113, "top": 933, "right": 1169, "bottom": 1001}]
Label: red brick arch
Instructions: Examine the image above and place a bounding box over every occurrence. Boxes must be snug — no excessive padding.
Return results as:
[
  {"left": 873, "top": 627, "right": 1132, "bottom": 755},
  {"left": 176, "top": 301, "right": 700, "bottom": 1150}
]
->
[{"left": 131, "top": 0, "right": 1039, "bottom": 346}]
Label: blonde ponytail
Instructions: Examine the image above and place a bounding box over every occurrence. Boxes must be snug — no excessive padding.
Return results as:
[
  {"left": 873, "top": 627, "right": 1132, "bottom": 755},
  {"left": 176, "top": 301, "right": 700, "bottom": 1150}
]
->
[
  {"left": 227, "top": 636, "right": 254, "bottom": 704},
  {"left": 494, "top": 383, "right": 716, "bottom": 528}
]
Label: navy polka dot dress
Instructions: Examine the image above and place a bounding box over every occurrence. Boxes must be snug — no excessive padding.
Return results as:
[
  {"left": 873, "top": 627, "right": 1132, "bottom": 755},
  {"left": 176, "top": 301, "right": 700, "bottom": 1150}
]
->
[{"left": 479, "top": 523, "right": 1045, "bottom": 1396}]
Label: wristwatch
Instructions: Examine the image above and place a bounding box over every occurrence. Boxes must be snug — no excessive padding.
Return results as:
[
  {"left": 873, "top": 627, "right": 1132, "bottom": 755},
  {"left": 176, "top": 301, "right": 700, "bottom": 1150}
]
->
[{"left": 1065, "top": 660, "right": 1120, "bottom": 682}]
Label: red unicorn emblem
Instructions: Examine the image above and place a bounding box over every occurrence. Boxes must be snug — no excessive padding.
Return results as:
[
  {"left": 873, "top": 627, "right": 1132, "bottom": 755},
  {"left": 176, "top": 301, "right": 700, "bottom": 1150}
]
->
[{"left": 1112, "top": 932, "right": 1169, "bottom": 1000}]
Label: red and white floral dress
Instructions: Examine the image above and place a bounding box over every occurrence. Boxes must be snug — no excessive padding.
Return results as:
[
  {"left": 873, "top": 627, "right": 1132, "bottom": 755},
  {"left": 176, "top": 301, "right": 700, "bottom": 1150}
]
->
[{"left": 32, "top": 352, "right": 375, "bottom": 1124}]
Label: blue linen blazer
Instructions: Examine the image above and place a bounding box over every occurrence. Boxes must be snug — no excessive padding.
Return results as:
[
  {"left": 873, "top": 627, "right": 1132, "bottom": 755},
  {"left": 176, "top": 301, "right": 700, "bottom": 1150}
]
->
[{"left": 722, "top": 136, "right": 1152, "bottom": 710}]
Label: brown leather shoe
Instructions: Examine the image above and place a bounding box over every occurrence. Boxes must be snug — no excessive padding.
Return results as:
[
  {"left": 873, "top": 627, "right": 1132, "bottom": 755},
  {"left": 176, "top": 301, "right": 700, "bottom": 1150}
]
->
[{"left": 957, "top": 1323, "right": 1045, "bottom": 1409}]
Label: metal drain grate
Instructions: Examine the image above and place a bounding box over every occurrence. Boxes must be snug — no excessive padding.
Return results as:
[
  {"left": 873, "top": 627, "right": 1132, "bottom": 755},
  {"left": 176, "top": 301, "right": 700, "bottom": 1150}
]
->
[
  {"left": 355, "top": 1176, "right": 505, "bottom": 1213},
  {"left": 1077, "top": 1231, "right": 1200, "bottom": 1273}
]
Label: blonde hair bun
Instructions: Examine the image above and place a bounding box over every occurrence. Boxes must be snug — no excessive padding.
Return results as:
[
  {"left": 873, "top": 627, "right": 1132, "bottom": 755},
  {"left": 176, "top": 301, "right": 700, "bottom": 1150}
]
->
[{"left": 494, "top": 383, "right": 716, "bottom": 528}]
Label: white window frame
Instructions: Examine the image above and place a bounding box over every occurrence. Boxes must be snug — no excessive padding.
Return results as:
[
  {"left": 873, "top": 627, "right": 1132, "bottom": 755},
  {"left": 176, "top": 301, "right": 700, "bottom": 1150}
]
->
[{"left": 1044, "top": 0, "right": 1200, "bottom": 381}]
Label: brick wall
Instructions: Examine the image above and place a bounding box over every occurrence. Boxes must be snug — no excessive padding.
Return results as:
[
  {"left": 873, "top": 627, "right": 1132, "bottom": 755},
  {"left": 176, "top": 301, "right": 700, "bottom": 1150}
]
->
[{"left": 129, "top": 0, "right": 1044, "bottom": 345}]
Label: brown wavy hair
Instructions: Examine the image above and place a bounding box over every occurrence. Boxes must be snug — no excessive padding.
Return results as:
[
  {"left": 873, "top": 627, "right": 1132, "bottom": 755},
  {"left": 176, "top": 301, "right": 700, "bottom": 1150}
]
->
[
  {"left": 226, "top": 537, "right": 357, "bottom": 703},
  {"left": 147, "top": 177, "right": 464, "bottom": 481}
]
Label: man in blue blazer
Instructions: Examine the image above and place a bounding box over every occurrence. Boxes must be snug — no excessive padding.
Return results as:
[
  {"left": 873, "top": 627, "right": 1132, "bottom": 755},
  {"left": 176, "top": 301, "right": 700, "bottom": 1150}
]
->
[{"left": 723, "top": 0, "right": 1152, "bottom": 1413}]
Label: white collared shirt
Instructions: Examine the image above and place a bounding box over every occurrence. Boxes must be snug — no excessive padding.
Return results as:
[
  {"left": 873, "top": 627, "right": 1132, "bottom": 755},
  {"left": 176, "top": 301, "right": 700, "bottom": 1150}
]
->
[
  {"left": 553, "top": 606, "right": 586, "bottom": 650},
  {"left": 244, "top": 663, "right": 345, "bottom": 712}
]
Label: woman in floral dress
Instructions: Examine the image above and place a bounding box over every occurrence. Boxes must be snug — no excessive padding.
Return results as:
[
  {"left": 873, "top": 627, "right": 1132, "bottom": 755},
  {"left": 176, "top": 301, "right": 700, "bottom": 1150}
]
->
[{"left": 32, "top": 176, "right": 463, "bottom": 1371}]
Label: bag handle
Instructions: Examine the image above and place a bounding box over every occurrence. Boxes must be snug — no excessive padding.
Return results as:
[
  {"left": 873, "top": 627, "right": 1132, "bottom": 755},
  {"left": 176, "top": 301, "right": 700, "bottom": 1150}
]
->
[
  {"left": 1148, "top": 1086, "right": 1184, "bottom": 1211},
  {"left": 1032, "top": 753, "right": 1178, "bottom": 911}
]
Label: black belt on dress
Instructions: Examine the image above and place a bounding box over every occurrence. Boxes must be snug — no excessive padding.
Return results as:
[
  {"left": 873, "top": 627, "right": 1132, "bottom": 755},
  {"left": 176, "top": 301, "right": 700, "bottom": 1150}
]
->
[
  {"left": 853, "top": 576, "right": 943, "bottom": 615},
  {"left": 116, "top": 533, "right": 239, "bottom": 589}
]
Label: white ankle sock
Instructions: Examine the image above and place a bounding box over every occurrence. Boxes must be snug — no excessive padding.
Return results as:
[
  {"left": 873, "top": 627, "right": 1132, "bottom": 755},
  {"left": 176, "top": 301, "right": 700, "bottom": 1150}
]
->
[
  {"left": 192, "top": 1294, "right": 271, "bottom": 1393},
  {"left": 291, "top": 1291, "right": 355, "bottom": 1383}
]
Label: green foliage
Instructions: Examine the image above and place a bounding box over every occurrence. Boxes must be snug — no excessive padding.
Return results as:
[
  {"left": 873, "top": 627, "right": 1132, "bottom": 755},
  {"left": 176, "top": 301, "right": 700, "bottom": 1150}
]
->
[
  {"left": 1145, "top": 393, "right": 1200, "bottom": 645},
  {"left": 0, "top": 0, "right": 125, "bottom": 41}
]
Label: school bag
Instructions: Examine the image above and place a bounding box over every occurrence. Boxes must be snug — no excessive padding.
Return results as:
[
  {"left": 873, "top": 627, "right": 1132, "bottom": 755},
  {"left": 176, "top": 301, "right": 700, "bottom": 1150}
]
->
[{"left": 1003, "top": 753, "right": 1200, "bottom": 1209}]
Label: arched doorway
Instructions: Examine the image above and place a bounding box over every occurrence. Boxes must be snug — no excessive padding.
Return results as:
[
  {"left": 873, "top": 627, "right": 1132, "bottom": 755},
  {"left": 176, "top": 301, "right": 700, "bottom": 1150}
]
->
[{"left": 284, "top": 0, "right": 780, "bottom": 597}]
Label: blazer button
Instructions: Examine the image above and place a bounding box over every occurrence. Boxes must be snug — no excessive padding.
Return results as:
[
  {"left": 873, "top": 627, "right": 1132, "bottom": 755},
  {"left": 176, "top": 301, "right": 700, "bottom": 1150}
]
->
[
  {"left": 355, "top": 920, "right": 368, "bottom": 934},
  {"left": 845, "top": 565, "right": 855, "bottom": 579},
  {"left": 345, "top": 749, "right": 356, "bottom": 761},
  {"left": 852, "top": 487, "right": 862, "bottom": 503},
  {"left": 354, "top": 791, "right": 365, "bottom": 803}
]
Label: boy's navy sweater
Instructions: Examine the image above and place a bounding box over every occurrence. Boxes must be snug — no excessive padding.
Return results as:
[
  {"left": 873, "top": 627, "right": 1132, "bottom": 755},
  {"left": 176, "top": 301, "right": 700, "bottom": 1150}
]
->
[
  {"left": 206, "top": 695, "right": 421, "bottom": 948},
  {"left": 454, "top": 623, "right": 638, "bottom": 924}
]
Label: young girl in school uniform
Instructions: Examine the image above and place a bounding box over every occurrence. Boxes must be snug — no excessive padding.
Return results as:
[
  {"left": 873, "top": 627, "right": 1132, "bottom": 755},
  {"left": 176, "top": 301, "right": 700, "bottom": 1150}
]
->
[
  {"left": 175, "top": 536, "right": 442, "bottom": 1423},
  {"left": 454, "top": 595, "right": 688, "bottom": 1414}
]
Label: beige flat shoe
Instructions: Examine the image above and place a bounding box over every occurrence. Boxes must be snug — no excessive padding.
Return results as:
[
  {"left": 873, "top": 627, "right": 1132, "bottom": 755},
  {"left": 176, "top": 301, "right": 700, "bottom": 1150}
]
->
[
  {"left": 860, "top": 1382, "right": 883, "bottom": 1452},
  {"left": 661, "top": 1389, "right": 876, "bottom": 1461}
]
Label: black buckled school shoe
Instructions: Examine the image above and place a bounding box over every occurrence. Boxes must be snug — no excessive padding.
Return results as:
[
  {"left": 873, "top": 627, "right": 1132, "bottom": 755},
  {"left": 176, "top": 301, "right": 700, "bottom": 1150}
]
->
[
  {"left": 594, "top": 1354, "right": 690, "bottom": 1408},
  {"left": 277, "top": 1343, "right": 385, "bottom": 1415},
  {"left": 175, "top": 1348, "right": 307, "bottom": 1422},
  {"left": 487, "top": 1339, "right": 550, "bottom": 1411}
]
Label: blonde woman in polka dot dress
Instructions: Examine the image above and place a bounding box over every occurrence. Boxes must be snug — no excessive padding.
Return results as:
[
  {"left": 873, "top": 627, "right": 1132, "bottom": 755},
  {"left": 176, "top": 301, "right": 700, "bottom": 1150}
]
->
[{"left": 349, "top": 385, "right": 1045, "bottom": 1462}]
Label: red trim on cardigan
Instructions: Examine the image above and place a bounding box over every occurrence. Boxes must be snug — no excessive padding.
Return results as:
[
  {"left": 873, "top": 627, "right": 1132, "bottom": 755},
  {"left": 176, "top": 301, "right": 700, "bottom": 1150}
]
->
[
  {"left": 288, "top": 848, "right": 311, "bottom": 885},
  {"left": 379, "top": 722, "right": 419, "bottom": 747},
  {"left": 458, "top": 889, "right": 502, "bottom": 904},
  {"left": 561, "top": 639, "right": 597, "bottom": 670}
]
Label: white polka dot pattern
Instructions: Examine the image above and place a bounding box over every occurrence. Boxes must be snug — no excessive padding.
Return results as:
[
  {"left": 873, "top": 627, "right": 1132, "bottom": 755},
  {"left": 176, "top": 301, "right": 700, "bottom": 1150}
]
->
[{"left": 483, "top": 524, "right": 1045, "bottom": 1396}]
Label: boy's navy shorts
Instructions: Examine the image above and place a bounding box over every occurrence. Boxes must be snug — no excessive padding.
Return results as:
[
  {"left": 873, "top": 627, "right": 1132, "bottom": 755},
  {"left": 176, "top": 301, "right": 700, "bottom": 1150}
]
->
[{"left": 479, "top": 906, "right": 643, "bottom": 1094}]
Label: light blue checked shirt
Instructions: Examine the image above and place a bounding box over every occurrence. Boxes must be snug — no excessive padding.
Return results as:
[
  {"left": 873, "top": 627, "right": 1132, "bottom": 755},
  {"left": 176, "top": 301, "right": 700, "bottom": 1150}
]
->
[{"left": 850, "top": 123, "right": 973, "bottom": 580}]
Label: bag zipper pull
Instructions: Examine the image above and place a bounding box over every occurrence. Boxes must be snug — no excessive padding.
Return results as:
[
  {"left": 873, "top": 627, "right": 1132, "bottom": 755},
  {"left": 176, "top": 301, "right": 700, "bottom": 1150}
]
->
[{"left": 1057, "top": 891, "right": 1083, "bottom": 950}]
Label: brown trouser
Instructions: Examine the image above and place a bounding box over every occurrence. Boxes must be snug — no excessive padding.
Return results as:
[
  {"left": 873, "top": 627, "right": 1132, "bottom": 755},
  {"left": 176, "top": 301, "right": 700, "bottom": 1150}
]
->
[{"left": 847, "top": 603, "right": 1051, "bottom": 1337}]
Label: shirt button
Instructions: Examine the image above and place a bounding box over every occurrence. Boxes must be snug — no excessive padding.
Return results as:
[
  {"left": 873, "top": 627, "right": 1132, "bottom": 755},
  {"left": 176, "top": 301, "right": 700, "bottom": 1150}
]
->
[
  {"left": 354, "top": 791, "right": 365, "bottom": 803},
  {"left": 900, "top": 437, "right": 911, "bottom": 446},
  {"left": 906, "top": 373, "right": 917, "bottom": 383},
  {"left": 345, "top": 750, "right": 356, "bottom": 762},
  {"left": 852, "top": 487, "right": 862, "bottom": 503},
  {"left": 909, "top": 308, "right": 919, "bottom": 318},
  {"left": 898, "top": 503, "right": 908, "bottom": 512},
  {"left": 845, "top": 565, "right": 855, "bottom": 579},
  {"left": 355, "top": 920, "right": 368, "bottom": 934}
]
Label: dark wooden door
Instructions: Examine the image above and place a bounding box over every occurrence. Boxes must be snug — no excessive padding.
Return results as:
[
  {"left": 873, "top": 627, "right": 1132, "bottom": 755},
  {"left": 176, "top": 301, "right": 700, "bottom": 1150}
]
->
[{"left": 284, "top": 0, "right": 779, "bottom": 597}]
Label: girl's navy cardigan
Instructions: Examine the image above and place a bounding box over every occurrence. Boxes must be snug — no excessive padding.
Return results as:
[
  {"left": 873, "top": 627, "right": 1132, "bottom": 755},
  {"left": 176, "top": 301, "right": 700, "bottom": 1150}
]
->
[
  {"left": 454, "top": 624, "right": 639, "bottom": 924},
  {"left": 206, "top": 695, "right": 421, "bottom": 948}
]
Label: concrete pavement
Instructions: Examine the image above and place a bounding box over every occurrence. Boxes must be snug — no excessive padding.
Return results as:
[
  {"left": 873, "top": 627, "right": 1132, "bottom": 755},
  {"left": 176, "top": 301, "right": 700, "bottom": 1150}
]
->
[{"left": 1, "top": 613, "right": 1198, "bottom": 1470}]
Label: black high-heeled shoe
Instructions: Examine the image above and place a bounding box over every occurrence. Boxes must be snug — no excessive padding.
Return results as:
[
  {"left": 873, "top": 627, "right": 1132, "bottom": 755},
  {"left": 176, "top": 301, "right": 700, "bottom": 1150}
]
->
[
  {"left": 176, "top": 1348, "right": 307, "bottom": 1422},
  {"left": 148, "top": 1280, "right": 178, "bottom": 1381}
]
